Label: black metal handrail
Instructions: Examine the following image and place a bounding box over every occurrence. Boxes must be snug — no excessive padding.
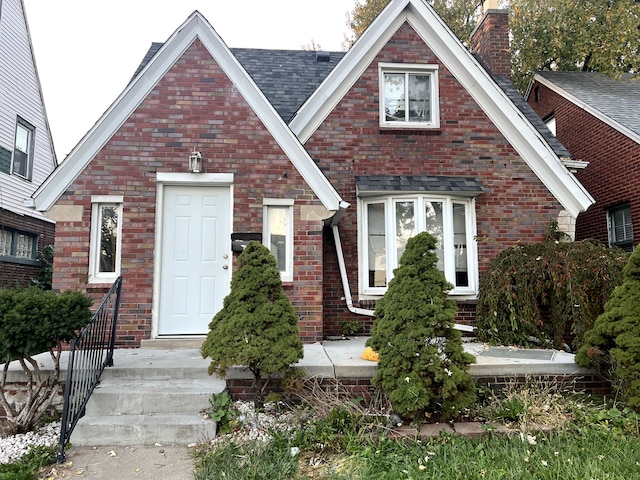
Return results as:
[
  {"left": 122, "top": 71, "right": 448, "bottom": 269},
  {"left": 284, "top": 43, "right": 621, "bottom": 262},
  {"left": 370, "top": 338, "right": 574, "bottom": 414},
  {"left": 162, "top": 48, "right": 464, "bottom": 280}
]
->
[{"left": 56, "top": 276, "right": 123, "bottom": 463}]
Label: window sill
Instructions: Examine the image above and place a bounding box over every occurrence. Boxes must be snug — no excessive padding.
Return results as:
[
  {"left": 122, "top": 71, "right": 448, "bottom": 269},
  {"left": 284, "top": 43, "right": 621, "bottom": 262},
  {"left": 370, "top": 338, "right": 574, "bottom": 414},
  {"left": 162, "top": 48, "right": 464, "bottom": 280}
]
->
[
  {"left": 379, "top": 127, "right": 442, "bottom": 136},
  {"left": 0, "top": 255, "right": 39, "bottom": 266},
  {"left": 87, "top": 279, "right": 119, "bottom": 289}
]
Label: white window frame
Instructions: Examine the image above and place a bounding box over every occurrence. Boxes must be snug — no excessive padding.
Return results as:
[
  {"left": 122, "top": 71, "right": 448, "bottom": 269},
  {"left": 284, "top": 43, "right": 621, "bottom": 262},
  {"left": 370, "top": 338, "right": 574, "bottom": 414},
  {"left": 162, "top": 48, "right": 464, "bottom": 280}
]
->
[
  {"left": 544, "top": 115, "right": 557, "bottom": 137},
  {"left": 359, "top": 194, "right": 478, "bottom": 297},
  {"left": 12, "top": 118, "right": 35, "bottom": 180},
  {"left": 608, "top": 204, "right": 634, "bottom": 252},
  {"left": 263, "top": 199, "right": 294, "bottom": 282},
  {"left": 379, "top": 63, "right": 440, "bottom": 129},
  {"left": 89, "top": 195, "right": 124, "bottom": 283}
]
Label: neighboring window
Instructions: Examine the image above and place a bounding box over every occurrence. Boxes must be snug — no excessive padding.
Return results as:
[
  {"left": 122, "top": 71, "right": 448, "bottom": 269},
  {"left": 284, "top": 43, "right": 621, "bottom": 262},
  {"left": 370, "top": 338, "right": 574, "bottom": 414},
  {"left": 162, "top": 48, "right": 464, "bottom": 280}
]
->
[
  {"left": 362, "top": 195, "right": 476, "bottom": 295},
  {"left": 379, "top": 63, "right": 439, "bottom": 128},
  {"left": 12, "top": 119, "right": 35, "bottom": 180},
  {"left": 608, "top": 204, "right": 634, "bottom": 252},
  {"left": 89, "top": 196, "right": 123, "bottom": 282},
  {"left": 263, "top": 199, "right": 294, "bottom": 282},
  {"left": 0, "top": 228, "right": 37, "bottom": 262},
  {"left": 544, "top": 115, "right": 556, "bottom": 136}
]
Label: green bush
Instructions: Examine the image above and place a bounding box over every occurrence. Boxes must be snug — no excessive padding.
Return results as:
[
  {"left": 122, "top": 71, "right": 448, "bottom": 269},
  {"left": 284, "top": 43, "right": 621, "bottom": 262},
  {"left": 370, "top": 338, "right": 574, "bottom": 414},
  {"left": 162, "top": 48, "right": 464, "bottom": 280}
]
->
[
  {"left": 367, "top": 232, "right": 476, "bottom": 423},
  {"left": 576, "top": 243, "right": 640, "bottom": 411},
  {"left": 0, "top": 288, "right": 92, "bottom": 434},
  {"left": 201, "top": 241, "right": 303, "bottom": 409},
  {"left": 476, "top": 235, "right": 627, "bottom": 350}
]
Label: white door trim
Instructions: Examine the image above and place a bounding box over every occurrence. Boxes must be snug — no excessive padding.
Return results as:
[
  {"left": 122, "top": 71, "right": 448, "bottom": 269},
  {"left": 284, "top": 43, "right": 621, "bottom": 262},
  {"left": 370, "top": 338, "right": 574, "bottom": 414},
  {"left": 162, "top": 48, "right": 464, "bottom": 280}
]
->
[{"left": 151, "top": 173, "right": 234, "bottom": 338}]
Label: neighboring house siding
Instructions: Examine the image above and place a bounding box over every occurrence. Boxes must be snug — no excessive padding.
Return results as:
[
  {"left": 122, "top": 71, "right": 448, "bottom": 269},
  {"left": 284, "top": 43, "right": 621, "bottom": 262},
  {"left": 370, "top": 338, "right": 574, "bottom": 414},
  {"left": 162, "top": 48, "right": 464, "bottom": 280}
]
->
[
  {"left": 306, "top": 23, "right": 564, "bottom": 334},
  {"left": 51, "top": 40, "right": 326, "bottom": 345},
  {"left": 0, "top": 0, "right": 56, "bottom": 287},
  {"left": 529, "top": 83, "right": 640, "bottom": 247}
]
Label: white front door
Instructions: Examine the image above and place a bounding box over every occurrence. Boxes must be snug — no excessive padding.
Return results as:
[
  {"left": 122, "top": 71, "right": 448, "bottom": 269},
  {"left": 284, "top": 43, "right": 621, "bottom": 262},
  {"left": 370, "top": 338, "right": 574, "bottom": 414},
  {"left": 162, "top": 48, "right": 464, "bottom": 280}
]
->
[{"left": 158, "top": 185, "right": 231, "bottom": 335}]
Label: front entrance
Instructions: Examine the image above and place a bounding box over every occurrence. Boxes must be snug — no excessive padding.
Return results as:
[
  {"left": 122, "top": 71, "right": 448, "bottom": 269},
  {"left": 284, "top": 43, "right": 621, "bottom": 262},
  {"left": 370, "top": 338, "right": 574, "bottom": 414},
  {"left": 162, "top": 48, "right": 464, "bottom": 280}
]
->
[{"left": 157, "top": 184, "right": 231, "bottom": 335}]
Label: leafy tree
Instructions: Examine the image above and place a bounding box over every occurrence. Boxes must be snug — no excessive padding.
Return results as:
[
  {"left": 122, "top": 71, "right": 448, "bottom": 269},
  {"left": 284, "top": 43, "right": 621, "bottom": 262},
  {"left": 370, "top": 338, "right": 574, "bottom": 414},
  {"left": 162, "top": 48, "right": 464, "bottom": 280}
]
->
[
  {"left": 367, "top": 232, "right": 476, "bottom": 422},
  {"left": 476, "top": 230, "right": 628, "bottom": 350},
  {"left": 576, "top": 243, "right": 640, "bottom": 411},
  {"left": 0, "top": 288, "right": 93, "bottom": 434},
  {"left": 345, "top": 0, "right": 483, "bottom": 48},
  {"left": 201, "top": 241, "right": 303, "bottom": 409},
  {"left": 510, "top": 0, "right": 640, "bottom": 92}
]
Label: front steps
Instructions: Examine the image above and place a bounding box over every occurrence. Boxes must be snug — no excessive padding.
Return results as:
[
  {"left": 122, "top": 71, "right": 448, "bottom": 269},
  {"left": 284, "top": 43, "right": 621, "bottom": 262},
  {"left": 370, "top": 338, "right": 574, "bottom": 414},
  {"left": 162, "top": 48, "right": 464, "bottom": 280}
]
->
[{"left": 71, "top": 349, "right": 224, "bottom": 447}]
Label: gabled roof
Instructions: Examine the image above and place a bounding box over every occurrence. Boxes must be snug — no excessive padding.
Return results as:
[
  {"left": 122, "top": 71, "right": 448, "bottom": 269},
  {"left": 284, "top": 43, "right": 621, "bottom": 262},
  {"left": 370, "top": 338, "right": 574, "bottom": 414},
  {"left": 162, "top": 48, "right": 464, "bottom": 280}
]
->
[
  {"left": 532, "top": 71, "right": 640, "bottom": 145},
  {"left": 289, "top": 0, "right": 594, "bottom": 218},
  {"left": 28, "top": 11, "right": 346, "bottom": 214}
]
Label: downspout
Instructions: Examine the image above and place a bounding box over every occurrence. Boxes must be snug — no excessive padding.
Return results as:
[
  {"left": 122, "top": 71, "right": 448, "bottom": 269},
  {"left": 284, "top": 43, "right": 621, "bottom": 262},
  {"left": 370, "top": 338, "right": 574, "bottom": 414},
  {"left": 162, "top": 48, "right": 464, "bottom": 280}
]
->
[{"left": 329, "top": 205, "right": 475, "bottom": 333}]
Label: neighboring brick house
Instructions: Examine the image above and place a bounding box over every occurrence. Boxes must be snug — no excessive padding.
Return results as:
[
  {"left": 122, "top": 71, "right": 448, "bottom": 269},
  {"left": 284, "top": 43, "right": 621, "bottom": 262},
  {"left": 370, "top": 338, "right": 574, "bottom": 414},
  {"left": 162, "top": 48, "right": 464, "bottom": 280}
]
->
[
  {"left": 527, "top": 71, "right": 640, "bottom": 252},
  {"left": 28, "top": 0, "right": 593, "bottom": 346},
  {"left": 0, "top": 0, "right": 56, "bottom": 287}
]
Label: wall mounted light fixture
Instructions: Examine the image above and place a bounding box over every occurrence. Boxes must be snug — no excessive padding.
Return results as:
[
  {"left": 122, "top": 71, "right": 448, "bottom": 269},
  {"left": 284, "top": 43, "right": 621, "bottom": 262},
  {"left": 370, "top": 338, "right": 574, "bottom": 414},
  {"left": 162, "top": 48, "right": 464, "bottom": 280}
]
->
[{"left": 188, "top": 150, "right": 202, "bottom": 173}]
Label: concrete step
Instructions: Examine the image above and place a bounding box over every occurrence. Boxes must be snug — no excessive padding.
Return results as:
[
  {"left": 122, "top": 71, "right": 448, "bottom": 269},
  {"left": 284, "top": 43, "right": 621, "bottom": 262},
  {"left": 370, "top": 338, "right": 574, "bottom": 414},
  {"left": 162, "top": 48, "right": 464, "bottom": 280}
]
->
[
  {"left": 85, "top": 378, "right": 225, "bottom": 415},
  {"left": 71, "top": 414, "right": 218, "bottom": 446}
]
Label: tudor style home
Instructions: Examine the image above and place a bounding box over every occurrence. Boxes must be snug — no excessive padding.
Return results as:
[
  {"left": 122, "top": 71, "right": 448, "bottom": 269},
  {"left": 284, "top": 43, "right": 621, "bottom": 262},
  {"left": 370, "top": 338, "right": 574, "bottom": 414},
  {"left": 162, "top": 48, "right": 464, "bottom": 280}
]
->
[
  {"left": 527, "top": 71, "right": 640, "bottom": 252},
  {"left": 0, "top": 0, "right": 56, "bottom": 287},
  {"left": 28, "top": 0, "right": 593, "bottom": 346}
]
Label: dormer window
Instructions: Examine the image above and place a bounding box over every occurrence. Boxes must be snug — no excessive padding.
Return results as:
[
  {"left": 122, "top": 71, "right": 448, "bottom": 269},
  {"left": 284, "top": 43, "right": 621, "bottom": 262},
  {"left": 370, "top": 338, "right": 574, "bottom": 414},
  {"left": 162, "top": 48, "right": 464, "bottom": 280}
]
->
[{"left": 379, "top": 64, "right": 439, "bottom": 128}]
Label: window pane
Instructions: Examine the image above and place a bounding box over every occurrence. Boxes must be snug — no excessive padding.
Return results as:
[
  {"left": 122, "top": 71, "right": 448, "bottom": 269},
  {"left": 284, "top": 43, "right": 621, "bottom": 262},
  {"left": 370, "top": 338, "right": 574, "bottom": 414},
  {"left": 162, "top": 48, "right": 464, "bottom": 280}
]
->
[
  {"left": 367, "top": 203, "right": 386, "bottom": 287},
  {"left": 453, "top": 203, "right": 469, "bottom": 287},
  {"left": 0, "top": 230, "right": 11, "bottom": 256},
  {"left": 408, "top": 74, "right": 430, "bottom": 122},
  {"left": 13, "top": 124, "right": 30, "bottom": 177},
  {"left": 99, "top": 206, "right": 118, "bottom": 273},
  {"left": 15, "top": 234, "right": 34, "bottom": 259},
  {"left": 384, "top": 73, "right": 406, "bottom": 122},
  {"left": 395, "top": 201, "right": 415, "bottom": 264},
  {"left": 268, "top": 207, "right": 288, "bottom": 274},
  {"left": 425, "top": 201, "right": 444, "bottom": 270}
]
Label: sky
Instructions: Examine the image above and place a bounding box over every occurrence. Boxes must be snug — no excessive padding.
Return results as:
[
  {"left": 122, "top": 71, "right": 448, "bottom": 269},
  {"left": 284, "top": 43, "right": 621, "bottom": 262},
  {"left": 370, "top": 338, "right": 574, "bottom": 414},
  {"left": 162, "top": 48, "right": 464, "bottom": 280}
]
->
[{"left": 23, "top": 0, "right": 356, "bottom": 160}]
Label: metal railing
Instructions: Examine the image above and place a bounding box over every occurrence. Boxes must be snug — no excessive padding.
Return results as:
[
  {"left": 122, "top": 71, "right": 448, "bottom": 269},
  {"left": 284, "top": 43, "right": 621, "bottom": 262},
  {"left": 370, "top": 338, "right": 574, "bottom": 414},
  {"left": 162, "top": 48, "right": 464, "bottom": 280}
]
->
[{"left": 56, "top": 276, "right": 123, "bottom": 463}]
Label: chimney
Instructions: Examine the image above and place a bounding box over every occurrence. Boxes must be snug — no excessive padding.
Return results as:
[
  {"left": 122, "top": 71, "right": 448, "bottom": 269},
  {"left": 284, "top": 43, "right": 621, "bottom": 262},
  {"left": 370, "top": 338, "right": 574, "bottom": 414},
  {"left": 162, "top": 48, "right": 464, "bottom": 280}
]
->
[{"left": 470, "top": 0, "right": 511, "bottom": 78}]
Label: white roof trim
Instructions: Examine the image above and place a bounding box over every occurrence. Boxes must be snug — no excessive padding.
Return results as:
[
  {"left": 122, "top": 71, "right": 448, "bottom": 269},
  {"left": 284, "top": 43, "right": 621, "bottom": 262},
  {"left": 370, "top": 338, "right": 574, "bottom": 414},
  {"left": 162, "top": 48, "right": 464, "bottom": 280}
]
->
[
  {"left": 533, "top": 73, "right": 640, "bottom": 146},
  {"left": 290, "top": 0, "right": 594, "bottom": 218},
  {"left": 30, "top": 11, "right": 343, "bottom": 213}
]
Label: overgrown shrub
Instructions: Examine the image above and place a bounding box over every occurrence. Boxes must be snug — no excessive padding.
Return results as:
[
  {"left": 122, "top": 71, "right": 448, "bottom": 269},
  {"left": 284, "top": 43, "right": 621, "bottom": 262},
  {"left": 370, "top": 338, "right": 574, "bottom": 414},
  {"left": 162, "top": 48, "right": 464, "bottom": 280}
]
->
[
  {"left": 0, "top": 288, "right": 92, "bottom": 434},
  {"left": 201, "top": 241, "right": 303, "bottom": 409},
  {"left": 476, "top": 234, "right": 627, "bottom": 350},
  {"left": 30, "top": 244, "right": 54, "bottom": 291},
  {"left": 367, "top": 232, "right": 476, "bottom": 423},
  {"left": 576, "top": 243, "right": 640, "bottom": 411}
]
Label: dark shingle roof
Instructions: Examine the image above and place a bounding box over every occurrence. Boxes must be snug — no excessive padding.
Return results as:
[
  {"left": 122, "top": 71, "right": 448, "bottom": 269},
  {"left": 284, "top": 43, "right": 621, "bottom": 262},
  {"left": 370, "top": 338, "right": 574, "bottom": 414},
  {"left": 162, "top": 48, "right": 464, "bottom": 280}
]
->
[
  {"left": 493, "top": 75, "right": 572, "bottom": 159},
  {"left": 132, "top": 43, "right": 344, "bottom": 122},
  {"left": 536, "top": 71, "right": 640, "bottom": 137},
  {"left": 356, "top": 175, "right": 484, "bottom": 195}
]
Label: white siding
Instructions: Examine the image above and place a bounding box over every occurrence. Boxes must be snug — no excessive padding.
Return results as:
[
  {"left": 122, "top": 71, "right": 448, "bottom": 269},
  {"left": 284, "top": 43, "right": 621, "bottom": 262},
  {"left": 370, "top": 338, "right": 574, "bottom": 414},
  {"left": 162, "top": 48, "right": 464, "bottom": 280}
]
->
[{"left": 0, "top": 0, "right": 55, "bottom": 220}]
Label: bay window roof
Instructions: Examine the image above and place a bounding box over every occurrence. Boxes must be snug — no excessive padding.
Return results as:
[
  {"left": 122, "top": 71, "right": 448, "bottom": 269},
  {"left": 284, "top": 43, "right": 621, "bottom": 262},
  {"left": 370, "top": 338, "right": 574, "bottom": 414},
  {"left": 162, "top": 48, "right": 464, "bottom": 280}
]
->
[{"left": 356, "top": 175, "right": 484, "bottom": 197}]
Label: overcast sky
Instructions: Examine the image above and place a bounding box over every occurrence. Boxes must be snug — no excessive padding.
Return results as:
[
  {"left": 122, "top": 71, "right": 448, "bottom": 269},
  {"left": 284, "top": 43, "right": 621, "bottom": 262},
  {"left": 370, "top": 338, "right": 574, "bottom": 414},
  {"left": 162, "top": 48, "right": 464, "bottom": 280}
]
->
[{"left": 23, "top": 0, "right": 355, "bottom": 160}]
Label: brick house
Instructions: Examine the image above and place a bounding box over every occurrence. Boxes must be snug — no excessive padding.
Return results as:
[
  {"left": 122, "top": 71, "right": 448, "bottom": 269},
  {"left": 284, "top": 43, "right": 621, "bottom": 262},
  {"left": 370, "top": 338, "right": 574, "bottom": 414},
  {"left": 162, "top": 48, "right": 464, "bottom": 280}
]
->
[
  {"left": 527, "top": 71, "right": 640, "bottom": 252},
  {"left": 0, "top": 0, "right": 56, "bottom": 287},
  {"left": 28, "top": 0, "right": 593, "bottom": 346}
]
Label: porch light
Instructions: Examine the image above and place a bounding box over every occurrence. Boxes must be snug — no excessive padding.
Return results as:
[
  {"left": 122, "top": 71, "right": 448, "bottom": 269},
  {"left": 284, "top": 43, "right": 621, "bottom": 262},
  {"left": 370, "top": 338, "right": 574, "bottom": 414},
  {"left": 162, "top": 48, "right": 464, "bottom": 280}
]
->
[{"left": 188, "top": 150, "right": 202, "bottom": 173}]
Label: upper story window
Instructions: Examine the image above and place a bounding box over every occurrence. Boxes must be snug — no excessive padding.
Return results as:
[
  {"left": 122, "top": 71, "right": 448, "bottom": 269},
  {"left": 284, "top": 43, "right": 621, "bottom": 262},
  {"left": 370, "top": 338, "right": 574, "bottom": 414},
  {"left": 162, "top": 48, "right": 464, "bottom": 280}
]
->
[
  {"left": 544, "top": 115, "right": 556, "bottom": 136},
  {"left": 12, "top": 119, "right": 35, "bottom": 180},
  {"left": 379, "top": 63, "right": 440, "bottom": 129},
  {"left": 89, "top": 196, "right": 123, "bottom": 283},
  {"left": 608, "top": 204, "right": 634, "bottom": 252},
  {"left": 0, "top": 228, "right": 37, "bottom": 263},
  {"left": 263, "top": 199, "right": 294, "bottom": 282}
]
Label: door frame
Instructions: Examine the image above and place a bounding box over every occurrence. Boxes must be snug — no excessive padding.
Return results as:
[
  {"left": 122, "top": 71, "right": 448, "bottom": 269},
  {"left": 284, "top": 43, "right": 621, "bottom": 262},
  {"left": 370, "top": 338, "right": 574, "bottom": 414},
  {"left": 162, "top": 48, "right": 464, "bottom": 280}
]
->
[{"left": 151, "top": 172, "right": 234, "bottom": 338}]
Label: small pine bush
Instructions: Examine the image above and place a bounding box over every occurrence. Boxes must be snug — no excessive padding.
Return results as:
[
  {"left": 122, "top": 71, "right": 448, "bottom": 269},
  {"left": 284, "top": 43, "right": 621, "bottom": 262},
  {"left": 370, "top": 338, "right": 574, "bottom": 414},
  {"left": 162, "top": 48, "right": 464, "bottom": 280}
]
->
[
  {"left": 367, "top": 232, "right": 476, "bottom": 422},
  {"left": 201, "top": 241, "right": 303, "bottom": 408},
  {"left": 576, "top": 243, "right": 640, "bottom": 410}
]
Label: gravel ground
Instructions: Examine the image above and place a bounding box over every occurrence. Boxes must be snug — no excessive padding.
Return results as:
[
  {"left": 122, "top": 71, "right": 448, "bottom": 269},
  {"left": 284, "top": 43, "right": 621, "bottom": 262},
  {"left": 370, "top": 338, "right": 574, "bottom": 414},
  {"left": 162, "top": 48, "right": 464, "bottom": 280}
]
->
[{"left": 0, "top": 421, "right": 61, "bottom": 464}]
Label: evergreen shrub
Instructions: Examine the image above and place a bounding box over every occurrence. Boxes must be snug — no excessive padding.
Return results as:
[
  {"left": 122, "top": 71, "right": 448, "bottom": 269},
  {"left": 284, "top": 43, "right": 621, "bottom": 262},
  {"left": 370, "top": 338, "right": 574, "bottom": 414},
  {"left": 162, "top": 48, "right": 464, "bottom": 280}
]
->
[
  {"left": 576, "top": 243, "right": 640, "bottom": 410},
  {"left": 476, "top": 234, "right": 627, "bottom": 350},
  {"left": 201, "top": 241, "right": 303, "bottom": 408},
  {"left": 0, "top": 288, "right": 92, "bottom": 434},
  {"left": 367, "top": 232, "right": 476, "bottom": 422}
]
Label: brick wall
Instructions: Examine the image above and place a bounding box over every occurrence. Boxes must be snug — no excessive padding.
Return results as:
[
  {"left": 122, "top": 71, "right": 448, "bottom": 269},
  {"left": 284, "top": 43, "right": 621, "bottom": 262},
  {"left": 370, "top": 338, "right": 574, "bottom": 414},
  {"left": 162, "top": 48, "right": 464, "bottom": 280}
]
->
[
  {"left": 308, "top": 23, "right": 564, "bottom": 334},
  {"left": 470, "top": 9, "right": 511, "bottom": 78},
  {"left": 51, "top": 39, "right": 326, "bottom": 346},
  {"left": 0, "top": 208, "right": 55, "bottom": 288},
  {"left": 528, "top": 82, "right": 640, "bottom": 246}
]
